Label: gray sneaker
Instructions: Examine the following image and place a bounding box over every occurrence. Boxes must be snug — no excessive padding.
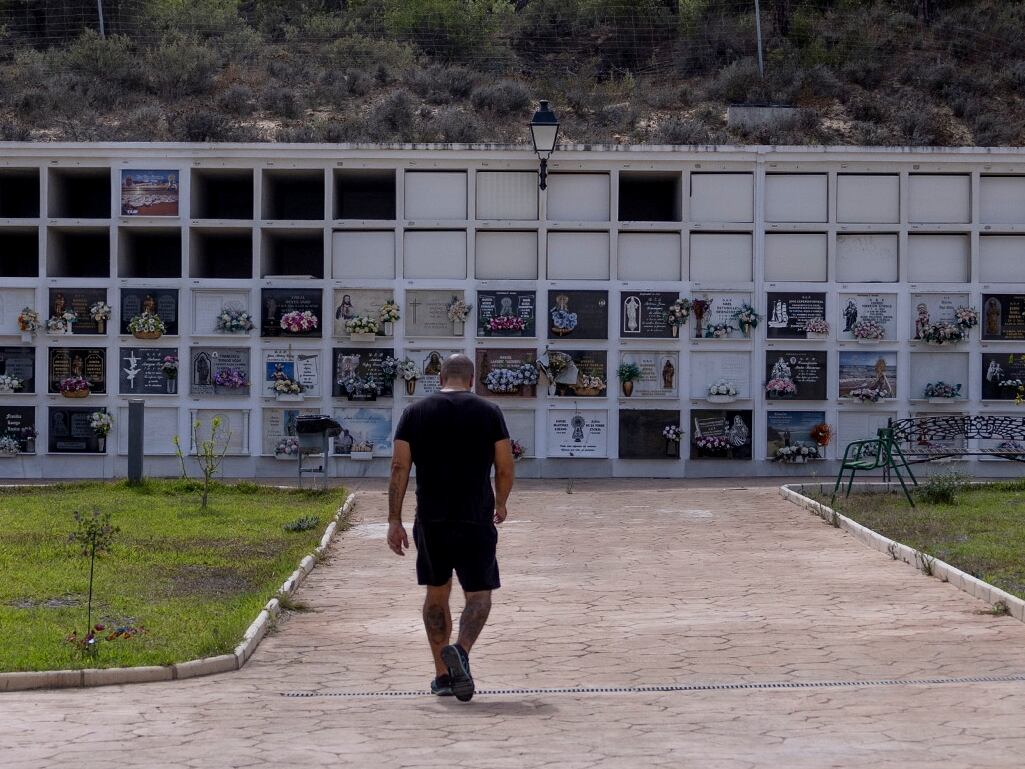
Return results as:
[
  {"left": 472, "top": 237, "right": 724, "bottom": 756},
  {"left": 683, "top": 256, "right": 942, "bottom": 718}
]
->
[
  {"left": 431, "top": 674, "right": 454, "bottom": 696},
  {"left": 441, "top": 644, "right": 474, "bottom": 702}
]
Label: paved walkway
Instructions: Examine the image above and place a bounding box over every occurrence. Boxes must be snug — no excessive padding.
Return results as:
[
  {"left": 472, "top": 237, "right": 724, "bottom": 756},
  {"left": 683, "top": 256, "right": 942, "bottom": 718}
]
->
[{"left": 3, "top": 481, "right": 1025, "bottom": 768}]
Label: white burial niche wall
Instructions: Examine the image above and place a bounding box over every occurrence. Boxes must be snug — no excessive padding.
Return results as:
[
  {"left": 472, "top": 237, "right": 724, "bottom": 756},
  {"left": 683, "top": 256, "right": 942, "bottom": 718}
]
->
[{"left": 4, "top": 146, "right": 1025, "bottom": 480}]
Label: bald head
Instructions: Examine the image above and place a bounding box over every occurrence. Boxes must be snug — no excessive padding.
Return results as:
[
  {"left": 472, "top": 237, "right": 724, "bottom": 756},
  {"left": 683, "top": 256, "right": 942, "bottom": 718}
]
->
[{"left": 440, "top": 354, "right": 474, "bottom": 388}]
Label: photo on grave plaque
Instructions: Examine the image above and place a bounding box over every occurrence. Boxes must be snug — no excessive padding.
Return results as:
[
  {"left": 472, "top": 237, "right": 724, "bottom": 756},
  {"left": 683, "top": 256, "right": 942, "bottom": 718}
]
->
[
  {"left": 261, "top": 289, "right": 323, "bottom": 338},
  {"left": 619, "top": 291, "right": 677, "bottom": 339},
  {"left": 331, "top": 407, "right": 393, "bottom": 456},
  {"left": 1, "top": 405, "right": 35, "bottom": 452},
  {"left": 120, "top": 289, "right": 179, "bottom": 336},
  {"left": 982, "top": 353, "right": 1025, "bottom": 400},
  {"left": 121, "top": 170, "right": 179, "bottom": 216},
  {"left": 119, "top": 347, "right": 179, "bottom": 395},
  {"left": 981, "top": 295, "right": 1025, "bottom": 341},
  {"left": 766, "top": 292, "right": 827, "bottom": 339},
  {"left": 331, "top": 348, "right": 395, "bottom": 399},
  {"left": 764, "top": 351, "right": 827, "bottom": 400},
  {"left": 766, "top": 410, "right": 827, "bottom": 460},
  {"left": 618, "top": 351, "right": 679, "bottom": 398},
  {"left": 838, "top": 293, "right": 896, "bottom": 340},
  {"left": 910, "top": 293, "right": 969, "bottom": 340},
  {"left": 0, "top": 346, "right": 35, "bottom": 393},
  {"left": 546, "top": 408, "right": 608, "bottom": 458},
  {"left": 838, "top": 351, "right": 897, "bottom": 400},
  {"left": 547, "top": 290, "right": 608, "bottom": 340},
  {"left": 405, "top": 290, "right": 466, "bottom": 338},
  {"left": 691, "top": 292, "right": 751, "bottom": 339},
  {"left": 262, "top": 407, "right": 319, "bottom": 455},
  {"left": 48, "top": 347, "right": 106, "bottom": 394},
  {"left": 546, "top": 350, "right": 607, "bottom": 398},
  {"left": 689, "top": 409, "right": 752, "bottom": 460},
  {"left": 47, "top": 289, "right": 108, "bottom": 335},
  {"left": 332, "top": 289, "right": 395, "bottom": 338},
  {"left": 407, "top": 348, "right": 461, "bottom": 396},
  {"left": 263, "top": 349, "right": 321, "bottom": 398},
  {"left": 618, "top": 409, "right": 682, "bottom": 460},
  {"left": 474, "top": 348, "right": 538, "bottom": 399},
  {"left": 189, "top": 347, "right": 251, "bottom": 397},
  {"left": 48, "top": 406, "right": 104, "bottom": 453},
  {"left": 477, "top": 291, "right": 536, "bottom": 338}
]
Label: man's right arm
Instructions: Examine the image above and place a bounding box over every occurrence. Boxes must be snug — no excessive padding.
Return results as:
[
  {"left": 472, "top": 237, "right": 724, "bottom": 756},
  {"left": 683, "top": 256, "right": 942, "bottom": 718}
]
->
[{"left": 493, "top": 438, "right": 514, "bottom": 524}]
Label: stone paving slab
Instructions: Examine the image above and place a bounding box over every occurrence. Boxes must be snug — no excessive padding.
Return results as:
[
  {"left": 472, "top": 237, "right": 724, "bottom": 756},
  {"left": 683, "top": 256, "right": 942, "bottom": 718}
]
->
[{"left": 2, "top": 480, "right": 1024, "bottom": 768}]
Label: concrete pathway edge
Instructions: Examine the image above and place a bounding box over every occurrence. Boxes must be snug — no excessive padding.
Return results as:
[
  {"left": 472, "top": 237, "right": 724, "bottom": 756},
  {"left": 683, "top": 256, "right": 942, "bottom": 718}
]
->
[
  {"left": 780, "top": 484, "right": 1025, "bottom": 624},
  {"left": 0, "top": 492, "right": 358, "bottom": 693}
]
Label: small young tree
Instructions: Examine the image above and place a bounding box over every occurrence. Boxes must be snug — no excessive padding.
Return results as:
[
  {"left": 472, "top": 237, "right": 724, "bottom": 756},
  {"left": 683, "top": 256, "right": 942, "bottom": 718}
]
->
[
  {"left": 68, "top": 509, "right": 118, "bottom": 654},
  {"left": 173, "top": 416, "right": 232, "bottom": 509}
]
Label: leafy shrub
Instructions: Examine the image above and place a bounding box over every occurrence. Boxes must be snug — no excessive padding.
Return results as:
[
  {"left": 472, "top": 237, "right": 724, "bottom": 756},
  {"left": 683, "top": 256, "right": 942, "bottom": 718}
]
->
[
  {"left": 283, "top": 515, "right": 321, "bottom": 533},
  {"left": 146, "top": 38, "right": 219, "bottom": 98},
  {"left": 654, "top": 116, "right": 714, "bottom": 145},
  {"left": 173, "top": 111, "right": 260, "bottom": 143},
  {"left": 708, "top": 58, "right": 763, "bottom": 103},
  {"left": 892, "top": 96, "right": 950, "bottom": 146},
  {"left": 63, "top": 31, "right": 140, "bottom": 88},
  {"left": 263, "top": 86, "right": 302, "bottom": 118},
  {"left": 917, "top": 472, "right": 970, "bottom": 505},
  {"left": 430, "top": 108, "right": 485, "bottom": 143},
  {"left": 383, "top": 0, "right": 512, "bottom": 61},
  {"left": 369, "top": 90, "right": 416, "bottom": 139},
  {"left": 218, "top": 85, "right": 257, "bottom": 117},
  {"left": 407, "top": 64, "right": 476, "bottom": 104},
  {"left": 470, "top": 80, "right": 531, "bottom": 115},
  {"left": 321, "top": 35, "right": 417, "bottom": 80}
]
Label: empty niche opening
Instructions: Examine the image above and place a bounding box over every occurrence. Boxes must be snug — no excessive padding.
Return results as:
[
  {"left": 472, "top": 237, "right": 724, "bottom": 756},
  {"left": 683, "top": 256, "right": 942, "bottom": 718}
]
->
[
  {"left": 190, "top": 229, "right": 252, "bottom": 279},
  {"left": 0, "top": 169, "right": 40, "bottom": 218},
  {"left": 118, "top": 228, "right": 182, "bottom": 278},
  {"left": 48, "top": 168, "right": 111, "bottom": 219},
  {"left": 0, "top": 228, "right": 39, "bottom": 277},
  {"left": 618, "top": 172, "right": 681, "bottom": 222},
  {"left": 47, "top": 227, "right": 110, "bottom": 277},
  {"left": 191, "top": 169, "right": 254, "bottom": 220},
  {"left": 334, "top": 169, "right": 396, "bottom": 220},
  {"left": 262, "top": 229, "right": 324, "bottom": 278},
  {"left": 262, "top": 170, "right": 324, "bottom": 220}
]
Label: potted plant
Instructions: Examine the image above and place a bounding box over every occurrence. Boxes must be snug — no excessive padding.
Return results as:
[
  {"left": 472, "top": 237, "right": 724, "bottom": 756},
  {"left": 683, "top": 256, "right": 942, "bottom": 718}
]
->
[
  {"left": 350, "top": 440, "right": 374, "bottom": 460},
  {"left": 87, "top": 301, "right": 111, "bottom": 334},
  {"left": 447, "top": 298, "right": 472, "bottom": 336},
  {"left": 484, "top": 367, "right": 524, "bottom": 394},
  {"left": 810, "top": 423, "right": 832, "bottom": 449},
  {"left": 925, "top": 381, "right": 962, "bottom": 403},
  {"left": 0, "top": 435, "right": 19, "bottom": 457},
  {"left": 805, "top": 318, "right": 829, "bottom": 339},
  {"left": 0, "top": 374, "right": 23, "bottom": 394},
  {"left": 617, "top": 362, "right": 641, "bottom": 397},
  {"left": 212, "top": 367, "right": 247, "bottom": 393},
  {"left": 510, "top": 439, "right": 526, "bottom": 462},
  {"left": 60, "top": 376, "right": 90, "bottom": 398},
  {"left": 161, "top": 354, "right": 178, "bottom": 394},
  {"left": 707, "top": 379, "right": 737, "bottom": 403},
  {"left": 379, "top": 300, "right": 400, "bottom": 336},
  {"left": 345, "top": 315, "right": 378, "bottom": 342},
  {"left": 667, "top": 298, "right": 691, "bottom": 338},
  {"left": 215, "top": 307, "right": 255, "bottom": 334},
  {"left": 17, "top": 307, "right": 40, "bottom": 343},
  {"left": 340, "top": 375, "right": 380, "bottom": 401},
  {"left": 694, "top": 434, "right": 729, "bottom": 458},
  {"left": 733, "top": 304, "right": 762, "bottom": 337},
  {"left": 662, "top": 425, "right": 683, "bottom": 457},
  {"left": 280, "top": 310, "right": 318, "bottom": 336},
  {"left": 272, "top": 377, "right": 304, "bottom": 402},
  {"left": 852, "top": 319, "right": 885, "bottom": 344},
  {"left": 274, "top": 436, "right": 300, "bottom": 460},
  {"left": 47, "top": 307, "right": 77, "bottom": 335},
  {"left": 89, "top": 411, "right": 112, "bottom": 453},
  {"left": 128, "top": 311, "right": 166, "bottom": 340}
]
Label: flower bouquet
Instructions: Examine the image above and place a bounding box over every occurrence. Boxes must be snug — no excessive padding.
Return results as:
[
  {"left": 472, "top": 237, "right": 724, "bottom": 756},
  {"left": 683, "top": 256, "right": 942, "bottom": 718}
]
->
[
  {"left": 161, "top": 355, "right": 178, "bottom": 393},
  {"left": 488, "top": 315, "right": 527, "bottom": 334},
  {"left": 694, "top": 434, "right": 729, "bottom": 457},
  {"left": 272, "top": 377, "right": 304, "bottom": 401},
  {"left": 810, "top": 423, "right": 832, "bottom": 447},
  {"left": 17, "top": 308, "right": 40, "bottom": 341},
  {"left": 274, "top": 436, "right": 300, "bottom": 460},
  {"left": 707, "top": 379, "right": 737, "bottom": 403},
  {"left": 733, "top": 303, "right": 762, "bottom": 336},
  {"left": 518, "top": 363, "right": 539, "bottom": 389},
  {"left": 667, "top": 298, "right": 691, "bottom": 337},
  {"left": 484, "top": 368, "right": 524, "bottom": 394},
  {"left": 852, "top": 319, "right": 884, "bottom": 343},
  {"left": 774, "top": 442, "right": 821, "bottom": 464},
  {"left": 60, "top": 376, "right": 90, "bottom": 398},
  {"left": 47, "top": 308, "right": 78, "bottom": 335},
  {"left": 0, "top": 435, "right": 20, "bottom": 457},
  {"left": 574, "top": 374, "right": 605, "bottom": 396},
  {"left": 663, "top": 424, "right": 683, "bottom": 457},
  {"left": 128, "top": 312, "right": 165, "bottom": 340},
  {"left": 550, "top": 309, "right": 578, "bottom": 336},
  {"left": 925, "top": 381, "right": 962, "bottom": 402},
  {"left": 0, "top": 374, "right": 23, "bottom": 393},
  {"left": 765, "top": 378, "right": 797, "bottom": 399},
  {"left": 954, "top": 306, "right": 979, "bottom": 330},
  {"left": 90, "top": 411, "right": 112, "bottom": 452},
  {"left": 350, "top": 440, "right": 374, "bottom": 460},
  {"left": 382, "top": 357, "right": 420, "bottom": 395},
  {"left": 89, "top": 301, "right": 111, "bottom": 334},
  {"left": 510, "top": 439, "right": 526, "bottom": 462},
  {"left": 379, "top": 299, "right": 400, "bottom": 335},
  {"left": 340, "top": 375, "right": 381, "bottom": 401},
  {"left": 345, "top": 315, "right": 377, "bottom": 341},
  {"left": 448, "top": 299, "right": 471, "bottom": 334},
  {"left": 213, "top": 367, "right": 248, "bottom": 391},
  {"left": 921, "top": 321, "right": 966, "bottom": 345},
  {"left": 998, "top": 378, "right": 1024, "bottom": 393},
  {"left": 281, "top": 310, "right": 319, "bottom": 335},
  {"left": 805, "top": 318, "right": 829, "bottom": 338},
  {"left": 19, "top": 426, "right": 37, "bottom": 453},
  {"left": 704, "top": 322, "right": 733, "bottom": 339},
  {"left": 216, "top": 307, "right": 255, "bottom": 334},
  {"left": 848, "top": 386, "right": 885, "bottom": 403}
]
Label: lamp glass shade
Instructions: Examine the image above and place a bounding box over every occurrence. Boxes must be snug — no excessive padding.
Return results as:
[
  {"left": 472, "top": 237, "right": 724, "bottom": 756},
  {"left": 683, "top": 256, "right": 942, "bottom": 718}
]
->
[{"left": 529, "top": 123, "right": 559, "bottom": 155}]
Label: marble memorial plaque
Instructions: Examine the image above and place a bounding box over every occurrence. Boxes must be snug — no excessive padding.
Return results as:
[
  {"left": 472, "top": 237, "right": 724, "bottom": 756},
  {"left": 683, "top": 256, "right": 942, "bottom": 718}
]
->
[
  {"left": 689, "top": 351, "right": 750, "bottom": 400},
  {"left": 619, "top": 351, "right": 678, "bottom": 398},
  {"left": 261, "top": 288, "right": 323, "bottom": 338},
  {"left": 691, "top": 292, "right": 751, "bottom": 339},
  {"left": 262, "top": 407, "right": 319, "bottom": 455},
  {"left": 546, "top": 290, "right": 608, "bottom": 340},
  {"left": 192, "top": 290, "right": 250, "bottom": 335},
  {"left": 838, "top": 293, "right": 897, "bottom": 340},
  {"left": 548, "top": 350, "right": 607, "bottom": 398},
  {"left": 477, "top": 291, "right": 536, "bottom": 338},
  {"left": 120, "top": 288, "right": 179, "bottom": 335},
  {"left": 766, "top": 292, "right": 827, "bottom": 339},
  {"left": 0, "top": 346, "right": 35, "bottom": 392},
  {"left": 910, "top": 293, "right": 969, "bottom": 340},
  {"left": 503, "top": 410, "right": 536, "bottom": 457},
  {"left": 546, "top": 409, "right": 608, "bottom": 458},
  {"left": 119, "top": 347, "right": 179, "bottom": 395},
  {"left": 48, "top": 288, "right": 108, "bottom": 335},
  {"left": 121, "top": 170, "right": 179, "bottom": 216},
  {"left": 332, "top": 289, "right": 395, "bottom": 338},
  {"left": 619, "top": 291, "right": 677, "bottom": 339},
  {"left": 263, "top": 348, "right": 322, "bottom": 398},
  {"left": 618, "top": 409, "right": 682, "bottom": 460},
  {"left": 48, "top": 347, "right": 105, "bottom": 394},
  {"left": 405, "top": 290, "right": 465, "bottom": 338},
  {"left": 189, "top": 347, "right": 251, "bottom": 397},
  {"left": 406, "top": 348, "right": 460, "bottom": 396}
]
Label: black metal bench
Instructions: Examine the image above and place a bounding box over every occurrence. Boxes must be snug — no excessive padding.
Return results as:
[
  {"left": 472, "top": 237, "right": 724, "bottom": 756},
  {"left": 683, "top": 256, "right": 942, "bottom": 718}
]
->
[{"left": 888, "top": 415, "right": 1025, "bottom": 464}]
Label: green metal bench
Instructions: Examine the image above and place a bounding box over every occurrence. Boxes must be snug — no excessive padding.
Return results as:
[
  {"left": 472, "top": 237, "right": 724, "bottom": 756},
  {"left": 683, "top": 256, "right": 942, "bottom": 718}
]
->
[{"left": 831, "top": 428, "right": 918, "bottom": 507}]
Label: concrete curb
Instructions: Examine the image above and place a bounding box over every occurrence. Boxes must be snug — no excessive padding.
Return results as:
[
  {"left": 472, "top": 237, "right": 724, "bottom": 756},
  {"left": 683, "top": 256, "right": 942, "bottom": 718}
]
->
[
  {"left": 780, "top": 484, "right": 1025, "bottom": 624},
  {"left": 0, "top": 492, "right": 357, "bottom": 692}
]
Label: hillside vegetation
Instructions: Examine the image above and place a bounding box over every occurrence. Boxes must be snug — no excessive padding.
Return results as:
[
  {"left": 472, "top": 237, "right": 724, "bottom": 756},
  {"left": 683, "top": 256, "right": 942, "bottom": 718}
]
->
[{"left": 1, "top": 0, "right": 1023, "bottom": 145}]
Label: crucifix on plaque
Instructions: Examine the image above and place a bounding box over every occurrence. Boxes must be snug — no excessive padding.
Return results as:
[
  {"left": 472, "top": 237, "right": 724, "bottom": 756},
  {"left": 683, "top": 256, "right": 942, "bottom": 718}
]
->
[{"left": 408, "top": 295, "right": 420, "bottom": 325}]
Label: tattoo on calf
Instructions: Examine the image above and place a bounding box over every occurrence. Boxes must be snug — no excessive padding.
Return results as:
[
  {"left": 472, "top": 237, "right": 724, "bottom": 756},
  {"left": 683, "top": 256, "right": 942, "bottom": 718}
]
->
[
  {"left": 423, "top": 603, "right": 450, "bottom": 645},
  {"left": 458, "top": 595, "right": 492, "bottom": 648}
]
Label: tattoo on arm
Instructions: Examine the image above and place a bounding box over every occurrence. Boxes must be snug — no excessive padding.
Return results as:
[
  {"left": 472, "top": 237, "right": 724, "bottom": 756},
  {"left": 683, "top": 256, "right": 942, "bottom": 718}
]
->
[{"left": 389, "top": 440, "right": 412, "bottom": 523}]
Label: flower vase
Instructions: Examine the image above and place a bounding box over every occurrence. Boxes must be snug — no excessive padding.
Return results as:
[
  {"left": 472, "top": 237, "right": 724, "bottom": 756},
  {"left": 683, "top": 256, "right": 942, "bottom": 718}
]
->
[
  {"left": 383, "top": 321, "right": 393, "bottom": 336},
  {"left": 97, "top": 437, "right": 105, "bottom": 453},
  {"left": 405, "top": 379, "right": 417, "bottom": 396},
  {"left": 453, "top": 320, "right": 464, "bottom": 336},
  {"left": 794, "top": 455, "right": 805, "bottom": 464},
  {"left": 25, "top": 438, "right": 34, "bottom": 454},
  {"left": 20, "top": 332, "right": 32, "bottom": 344},
  {"left": 276, "top": 392, "right": 303, "bottom": 402},
  {"left": 740, "top": 321, "right": 752, "bottom": 337},
  {"left": 96, "top": 319, "right": 105, "bottom": 334},
  {"left": 166, "top": 378, "right": 176, "bottom": 394},
  {"left": 350, "top": 332, "right": 376, "bottom": 343},
  {"left": 666, "top": 440, "right": 679, "bottom": 458},
  {"left": 671, "top": 325, "right": 679, "bottom": 338},
  {"left": 622, "top": 381, "right": 634, "bottom": 397},
  {"left": 62, "top": 389, "right": 88, "bottom": 399}
]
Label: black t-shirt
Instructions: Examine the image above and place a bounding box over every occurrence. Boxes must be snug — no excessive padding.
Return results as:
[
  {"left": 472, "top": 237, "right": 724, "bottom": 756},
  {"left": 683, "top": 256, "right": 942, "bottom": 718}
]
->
[{"left": 394, "top": 390, "right": 509, "bottom": 523}]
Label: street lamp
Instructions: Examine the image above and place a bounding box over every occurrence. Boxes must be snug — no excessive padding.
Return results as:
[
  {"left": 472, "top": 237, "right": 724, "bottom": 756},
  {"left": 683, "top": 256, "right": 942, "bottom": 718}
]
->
[{"left": 529, "top": 100, "right": 560, "bottom": 191}]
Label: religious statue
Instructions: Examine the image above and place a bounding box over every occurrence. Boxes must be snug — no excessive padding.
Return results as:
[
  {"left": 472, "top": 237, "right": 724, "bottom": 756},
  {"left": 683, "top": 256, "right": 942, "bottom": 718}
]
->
[
  {"left": 336, "top": 428, "right": 354, "bottom": 454},
  {"left": 727, "top": 416, "right": 749, "bottom": 448},
  {"left": 142, "top": 294, "right": 158, "bottom": 315},
  {"left": 661, "top": 359, "right": 675, "bottom": 390},
  {"left": 843, "top": 300, "right": 858, "bottom": 332},
  {"left": 499, "top": 296, "right": 515, "bottom": 317},
  {"left": 914, "top": 303, "right": 930, "bottom": 340},
  {"left": 194, "top": 353, "right": 211, "bottom": 386},
  {"left": 985, "top": 297, "right": 1002, "bottom": 338},
  {"left": 71, "top": 355, "right": 84, "bottom": 377},
  {"left": 53, "top": 293, "right": 66, "bottom": 316},
  {"left": 624, "top": 296, "right": 640, "bottom": 333},
  {"left": 272, "top": 362, "right": 288, "bottom": 381},
  {"left": 571, "top": 414, "right": 585, "bottom": 443}
]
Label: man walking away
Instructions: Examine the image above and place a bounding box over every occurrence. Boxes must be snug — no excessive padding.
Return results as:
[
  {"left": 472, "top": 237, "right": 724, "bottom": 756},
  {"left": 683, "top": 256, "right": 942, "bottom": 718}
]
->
[{"left": 388, "top": 354, "right": 515, "bottom": 702}]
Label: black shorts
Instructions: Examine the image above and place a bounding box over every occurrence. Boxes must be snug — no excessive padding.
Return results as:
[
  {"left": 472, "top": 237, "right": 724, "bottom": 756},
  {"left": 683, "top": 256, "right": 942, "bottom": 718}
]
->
[{"left": 412, "top": 519, "right": 501, "bottom": 592}]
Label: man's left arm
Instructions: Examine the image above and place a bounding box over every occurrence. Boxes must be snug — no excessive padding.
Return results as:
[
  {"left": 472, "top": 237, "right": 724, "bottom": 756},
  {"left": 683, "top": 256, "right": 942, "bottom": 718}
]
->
[{"left": 387, "top": 439, "right": 412, "bottom": 556}]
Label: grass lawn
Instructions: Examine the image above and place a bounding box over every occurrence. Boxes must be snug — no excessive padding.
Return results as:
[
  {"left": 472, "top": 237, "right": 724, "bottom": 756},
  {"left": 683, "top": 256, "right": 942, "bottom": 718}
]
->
[
  {"left": 0, "top": 480, "right": 347, "bottom": 672},
  {"left": 815, "top": 479, "right": 1025, "bottom": 602}
]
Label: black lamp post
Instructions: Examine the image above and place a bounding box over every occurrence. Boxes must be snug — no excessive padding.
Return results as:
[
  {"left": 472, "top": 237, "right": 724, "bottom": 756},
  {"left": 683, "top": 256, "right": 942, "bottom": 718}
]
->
[{"left": 529, "top": 100, "right": 560, "bottom": 191}]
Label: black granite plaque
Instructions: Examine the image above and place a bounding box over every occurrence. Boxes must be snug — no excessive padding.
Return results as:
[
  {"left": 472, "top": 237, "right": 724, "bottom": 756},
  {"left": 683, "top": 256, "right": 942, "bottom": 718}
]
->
[
  {"left": 332, "top": 348, "right": 395, "bottom": 398},
  {"left": 477, "top": 291, "right": 536, "bottom": 338},
  {"left": 189, "top": 346, "right": 250, "bottom": 397},
  {"left": 1, "top": 406, "right": 34, "bottom": 451},
  {"left": 689, "top": 409, "right": 752, "bottom": 460},
  {"left": 982, "top": 295, "right": 1025, "bottom": 341},
  {"left": 119, "top": 347, "right": 179, "bottom": 395},
  {"left": 547, "top": 290, "right": 608, "bottom": 340},
  {"left": 48, "top": 288, "right": 108, "bottom": 335},
  {"left": 48, "top": 406, "right": 104, "bottom": 453},
  {"left": 0, "top": 346, "right": 35, "bottom": 393},
  {"left": 764, "top": 351, "right": 827, "bottom": 400},
  {"left": 120, "top": 288, "right": 179, "bottom": 335},
  {"left": 982, "top": 353, "right": 1025, "bottom": 400},
  {"left": 262, "top": 288, "right": 323, "bottom": 338},
  {"left": 618, "top": 409, "right": 682, "bottom": 459},
  {"left": 766, "top": 292, "right": 827, "bottom": 339},
  {"left": 48, "top": 347, "right": 106, "bottom": 394},
  {"left": 619, "top": 291, "right": 677, "bottom": 339}
]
